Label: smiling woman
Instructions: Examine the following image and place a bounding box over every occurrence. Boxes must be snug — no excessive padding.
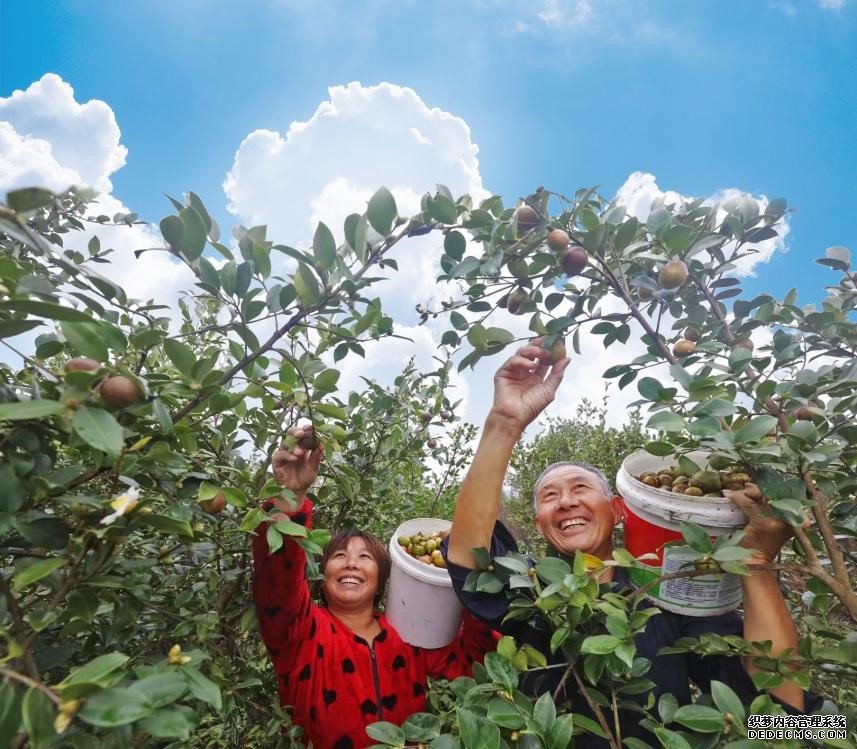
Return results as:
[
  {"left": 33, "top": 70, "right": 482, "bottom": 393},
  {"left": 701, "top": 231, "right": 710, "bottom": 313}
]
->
[{"left": 252, "top": 426, "right": 497, "bottom": 749}]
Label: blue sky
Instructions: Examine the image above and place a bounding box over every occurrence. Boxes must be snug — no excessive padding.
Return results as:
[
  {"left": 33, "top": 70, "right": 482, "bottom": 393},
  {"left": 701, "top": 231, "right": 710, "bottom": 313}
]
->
[{"left": 1, "top": 0, "right": 856, "bottom": 425}]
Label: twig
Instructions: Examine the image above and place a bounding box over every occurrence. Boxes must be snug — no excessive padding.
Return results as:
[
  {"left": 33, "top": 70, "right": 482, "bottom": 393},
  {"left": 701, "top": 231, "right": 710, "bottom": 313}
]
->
[{"left": 0, "top": 667, "right": 62, "bottom": 706}]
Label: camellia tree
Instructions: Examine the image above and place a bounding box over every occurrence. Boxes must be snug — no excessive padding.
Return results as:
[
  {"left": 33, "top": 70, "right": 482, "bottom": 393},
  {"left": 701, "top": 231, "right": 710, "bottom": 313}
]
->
[{"left": 1, "top": 181, "right": 855, "bottom": 748}]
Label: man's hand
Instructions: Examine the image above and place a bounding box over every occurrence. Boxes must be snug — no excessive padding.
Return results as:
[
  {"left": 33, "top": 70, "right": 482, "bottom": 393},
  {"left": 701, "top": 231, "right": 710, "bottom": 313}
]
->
[
  {"left": 272, "top": 425, "right": 322, "bottom": 496},
  {"left": 724, "top": 482, "right": 799, "bottom": 563},
  {"left": 489, "top": 339, "right": 569, "bottom": 429}
]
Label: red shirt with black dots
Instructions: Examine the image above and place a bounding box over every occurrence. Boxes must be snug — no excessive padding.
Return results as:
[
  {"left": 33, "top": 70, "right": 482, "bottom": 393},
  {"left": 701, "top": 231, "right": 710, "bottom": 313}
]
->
[{"left": 252, "top": 498, "right": 498, "bottom": 749}]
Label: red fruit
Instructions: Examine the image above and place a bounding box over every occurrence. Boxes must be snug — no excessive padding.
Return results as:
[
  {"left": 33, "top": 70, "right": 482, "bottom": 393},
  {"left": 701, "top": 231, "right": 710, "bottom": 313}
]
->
[
  {"left": 65, "top": 357, "right": 100, "bottom": 373},
  {"left": 99, "top": 376, "right": 141, "bottom": 408},
  {"left": 515, "top": 205, "right": 540, "bottom": 233},
  {"left": 734, "top": 338, "right": 754, "bottom": 352},
  {"left": 427, "top": 439, "right": 438, "bottom": 449},
  {"left": 560, "top": 248, "right": 588, "bottom": 277},
  {"left": 683, "top": 327, "right": 700, "bottom": 342},
  {"left": 201, "top": 492, "right": 226, "bottom": 515},
  {"left": 794, "top": 406, "right": 813, "bottom": 421}
]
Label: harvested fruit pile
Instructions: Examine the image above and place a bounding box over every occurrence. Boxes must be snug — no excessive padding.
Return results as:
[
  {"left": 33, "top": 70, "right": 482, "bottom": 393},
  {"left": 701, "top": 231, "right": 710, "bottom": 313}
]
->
[
  {"left": 397, "top": 530, "right": 448, "bottom": 568},
  {"left": 635, "top": 466, "right": 752, "bottom": 497}
]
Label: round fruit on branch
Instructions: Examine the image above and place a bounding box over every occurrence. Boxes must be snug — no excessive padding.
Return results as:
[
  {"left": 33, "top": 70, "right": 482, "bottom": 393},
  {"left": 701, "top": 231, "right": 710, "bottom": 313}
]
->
[
  {"left": 514, "top": 205, "right": 540, "bottom": 234},
  {"left": 658, "top": 259, "right": 689, "bottom": 289},
  {"left": 683, "top": 327, "right": 700, "bottom": 342},
  {"left": 507, "top": 287, "right": 529, "bottom": 315},
  {"left": 65, "top": 357, "right": 101, "bottom": 373},
  {"left": 99, "top": 375, "right": 142, "bottom": 408},
  {"left": 560, "top": 247, "right": 588, "bottom": 277},
  {"left": 201, "top": 492, "right": 227, "bottom": 515},
  {"left": 298, "top": 427, "right": 319, "bottom": 451},
  {"left": 672, "top": 339, "right": 696, "bottom": 357},
  {"left": 546, "top": 228, "right": 570, "bottom": 252}
]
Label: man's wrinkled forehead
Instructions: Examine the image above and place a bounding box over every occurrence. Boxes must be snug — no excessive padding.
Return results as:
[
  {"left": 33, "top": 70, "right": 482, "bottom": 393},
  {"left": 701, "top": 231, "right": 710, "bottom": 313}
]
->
[{"left": 535, "top": 464, "right": 610, "bottom": 498}]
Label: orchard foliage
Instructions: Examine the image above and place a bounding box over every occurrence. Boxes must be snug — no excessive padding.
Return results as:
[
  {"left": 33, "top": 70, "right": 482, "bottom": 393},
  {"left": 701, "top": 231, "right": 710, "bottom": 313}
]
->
[{"left": 1, "top": 179, "right": 856, "bottom": 748}]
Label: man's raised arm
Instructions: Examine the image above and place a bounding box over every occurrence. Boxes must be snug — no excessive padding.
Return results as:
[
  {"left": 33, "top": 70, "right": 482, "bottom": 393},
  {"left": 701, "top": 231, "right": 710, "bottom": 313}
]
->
[{"left": 446, "top": 341, "right": 568, "bottom": 568}]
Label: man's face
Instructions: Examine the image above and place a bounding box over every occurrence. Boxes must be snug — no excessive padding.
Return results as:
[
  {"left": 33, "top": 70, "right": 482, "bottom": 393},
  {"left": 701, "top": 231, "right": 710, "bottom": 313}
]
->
[{"left": 533, "top": 465, "right": 622, "bottom": 559}]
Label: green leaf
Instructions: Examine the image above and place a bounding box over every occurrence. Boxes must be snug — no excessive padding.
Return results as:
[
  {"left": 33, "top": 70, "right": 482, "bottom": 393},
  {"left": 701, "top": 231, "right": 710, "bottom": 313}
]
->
[
  {"left": 658, "top": 692, "right": 678, "bottom": 723},
  {"left": 7, "top": 187, "right": 55, "bottom": 212},
  {"left": 12, "top": 557, "right": 64, "bottom": 591},
  {"left": 533, "top": 692, "right": 556, "bottom": 733},
  {"left": 313, "top": 222, "right": 337, "bottom": 270},
  {"left": 570, "top": 713, "right": 607, "bottom": 739},
  {"left": 72, "top": 405, "right": 124, "bottom": 455},
  {"left": 3, "top": 299, "right": 93, "bottom": 322},
  {"left": 710, "top": 680, "right": 746, "bottom": 724},
  {"left": 60, "top": 320, "right": 109, "bottom": 361},
  {"left": 679, "top": 522, "right": 713, "bottom": 553},
  {"left": 0, "top": 319, "right": 43, "bottom": 338},
  {"left": 294, "top": 263, "right": 321, "bottom": 307},
  {"left": 535, "top": 557, "right": 570, "bottom": 583},
  {"left": 653, "top": 727, "right": 693, "bottom": 749},
  {"left": 179, "top": 206, "right": 207, "bottom": 259},
  {"left": 129, "top": 671, "right": 189, "bottom": 708},
  {"left": 581, "top": 635, "right": 620, "bottom": 655},
  {"left": 671, "top": 704, "right": 725, "bottom": 733},
  {"left": 734, "top": 416, "right": 777, "bottom": 444},
  {"left": 78, "top": 686, "right": 154, "bottom": 726},
  {"left": 403, "top": 713, "right": 441, "bottom": 742},
  {"left": 483, "top": 652, "right": 518, "bottom": 691},
  {"left": 21, "top": 687, "right": 54, "bottom": 749},
  {"left": 0, "top": 400, "right": 63, "bottom": 421},
  {"left": 61, "top": 653, "right": 130, "bottom": 694},
  {"left": 0, "top": 683, "right": 22, "bottom": 749},
  {"left": 183, "top": 667, "right": 222, "bottom": 710},
  {"left": 366, "top": 721, "right": 406, "bottom": 745},
  {"left": 163, "top": 338, "right": 197, "bottom": 379},
  {"left": 825, "top": 245, "right": 851, "bottom": 269},
  {"left": 136, "top": 706, "right": 197, "bottom": 740},
  {"left": 646, "top": 411, "right": 685, "bottom": 432},
  {"left": 367, "top": 187, "right": 397, "bottom": 235},
  {"left": 160, "top": 215, "right": 184, "bottom": 250}
]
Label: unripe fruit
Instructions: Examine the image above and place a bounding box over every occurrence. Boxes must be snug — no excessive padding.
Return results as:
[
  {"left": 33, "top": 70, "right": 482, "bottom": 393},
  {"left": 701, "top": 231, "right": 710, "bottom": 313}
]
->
[
  {"left": 658, "top": 259, "right": 689, "bottom": 289},
  {"left": 65, "top": 357, "right": 100, "bottom": 373},
  {"left": 683, "top": 327, "right": 700, "bottom": 342},
  {"left": 638, "top": 286, "right": 653, "bottom": 301},
  {"left": 560, "top": 247, "right": 588, "bottom": 277},
  {"left": 427, "top": 438, "right": 438, "bottom": 449},
  {"left": 672, "top": 339, "right": 696, "bottom": 356},
  {"left": 684, "top": 486, "right": 704, "bottom": 497},
  {"left": 548, "top": 339, "right": 566, "bottom": 364},
  {"left": 515, "top": 205, "right": 540, "bottom": 233},
  {"left": 298, "top": 428, "right": 319, "bottom": 451},
  {"left": 546, "top": 228, "right": 570, "bottom": 252},
  {"left": 419, "top": 411, "right": 432, "bottom": 423},
  {"left": 99, "top": 375, "right": 142, "bottom": 408},
  {"left": 507, "top": 287, "right": 528, "bottom": 315},
  {"left": 439, "top": 410, "right": 452, "bottom": 421},
  {"left": 201, "top": 492, "right": 226, "bottom": 515}
]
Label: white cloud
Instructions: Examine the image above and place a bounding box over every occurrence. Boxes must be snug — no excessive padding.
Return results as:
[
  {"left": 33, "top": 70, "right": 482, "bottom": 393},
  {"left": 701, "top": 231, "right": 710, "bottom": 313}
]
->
[
  {"left": 615, "top": 171, "right": 790, "bottom": 276},
  {"left": 0, "top": 74, "right": 126, "bottom": 193},
  {"left": 818, "top": 0, "right": 846, "bottom": 9},
  {"left": 0, "top": 122, "right": 83, "bottom": 194},
  {"left": 537, "top": 0, "right": 594, "bottom": 29}
]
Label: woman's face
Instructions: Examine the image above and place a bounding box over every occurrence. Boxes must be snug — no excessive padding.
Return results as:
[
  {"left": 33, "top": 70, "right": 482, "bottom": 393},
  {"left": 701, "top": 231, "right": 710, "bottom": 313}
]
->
[{"left": 322, "top": 537, "right": 380, "bottom": 612}]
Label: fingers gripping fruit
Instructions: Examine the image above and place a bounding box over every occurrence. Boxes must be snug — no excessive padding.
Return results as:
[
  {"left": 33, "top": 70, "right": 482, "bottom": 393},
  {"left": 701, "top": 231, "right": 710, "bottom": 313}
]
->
[{"left": 397, "top": 529, "right": 449, "bottom": 568}]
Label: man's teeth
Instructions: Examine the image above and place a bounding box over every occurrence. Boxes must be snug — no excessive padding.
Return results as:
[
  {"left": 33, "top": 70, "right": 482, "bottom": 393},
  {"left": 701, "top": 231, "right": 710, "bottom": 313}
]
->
[{"left": 560, "top": 519, "right": 587, "bottom": 530}]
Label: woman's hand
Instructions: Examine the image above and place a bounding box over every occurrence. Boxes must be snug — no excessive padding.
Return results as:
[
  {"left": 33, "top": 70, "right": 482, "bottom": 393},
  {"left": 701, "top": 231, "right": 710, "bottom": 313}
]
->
[
  {"left": 724, "top": 482, "right": 801, "bottom": 563},
  {"left": 489, "top": 339, "right": 569, "bottom": 429},
  {"left": 272, "top": 425, "right": 322, "bottom": 496}
]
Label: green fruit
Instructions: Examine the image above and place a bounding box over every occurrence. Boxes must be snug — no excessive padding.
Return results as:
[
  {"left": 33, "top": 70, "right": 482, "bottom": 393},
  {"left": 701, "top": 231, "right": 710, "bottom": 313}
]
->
[
  {"left": 684, "top": 486, "right": 704, "bottom": 497},
  {"left": 412, "top": 545, "right": 426, "bottom": 557},
  {"left": 658, "top": 259, "right": 689, "bottom": 289},
  {"left": 547, "top": 339, "right": 566, "bottom": 364},
  {"left": 690, "top": 470, "right": 723, "bottom": 493},
  {"left": 398, "top": 536, "right": 411, "bottom": 547}
]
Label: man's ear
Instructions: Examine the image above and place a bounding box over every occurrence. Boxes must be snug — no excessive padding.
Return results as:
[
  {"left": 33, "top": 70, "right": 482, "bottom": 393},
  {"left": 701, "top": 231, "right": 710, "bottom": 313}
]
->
[{"left": 611, "top": 496, "right": 625, "bottom": 526}]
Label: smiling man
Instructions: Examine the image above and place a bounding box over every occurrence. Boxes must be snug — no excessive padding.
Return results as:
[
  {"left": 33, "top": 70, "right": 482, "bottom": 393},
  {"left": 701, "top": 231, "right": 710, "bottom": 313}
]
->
[{"left": 442, "top": 341, "right": 819, "bottom": 745}]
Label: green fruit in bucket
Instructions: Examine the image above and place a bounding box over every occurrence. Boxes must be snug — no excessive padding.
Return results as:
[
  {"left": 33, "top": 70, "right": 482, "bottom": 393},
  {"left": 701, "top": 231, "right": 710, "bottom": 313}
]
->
[
  {"left": 690, "top": 470, "right": 723, "bottom": 493},
  {"left": 684, "top": 486, "right": 704, "bottom": 497},
  {"left": 412, "top": 544, "right": 426, "bottom": 557},
  {"left": 398, "top": 536, "right": 411, "bottom": 547}
]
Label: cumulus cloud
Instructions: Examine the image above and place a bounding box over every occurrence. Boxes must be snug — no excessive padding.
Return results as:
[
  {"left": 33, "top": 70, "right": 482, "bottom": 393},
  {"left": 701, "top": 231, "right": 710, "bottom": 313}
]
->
[
  {"left": 0, "top": 122, "right": 82, "bottom": 193},
  {"left": 0, "top": 74, "right": 126, "bottom": 193},
  {"left": 615, "top": 171, "right": 789, "bottom": 276}
]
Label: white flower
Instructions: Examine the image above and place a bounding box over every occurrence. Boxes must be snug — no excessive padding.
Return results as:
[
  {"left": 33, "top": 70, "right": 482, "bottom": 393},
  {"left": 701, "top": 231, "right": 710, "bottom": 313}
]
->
[{"left": 99, "top": 487, "right": 141, "bottom": 525}]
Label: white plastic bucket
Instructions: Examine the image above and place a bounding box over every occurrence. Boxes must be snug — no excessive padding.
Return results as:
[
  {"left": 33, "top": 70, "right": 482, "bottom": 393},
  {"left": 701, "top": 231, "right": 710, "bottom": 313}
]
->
[
  {"left": 616, "top": 450, "right": 748, "bottom": 616},
  {"left": 385, "top": 518, "right": 462, "bottom": 648}
]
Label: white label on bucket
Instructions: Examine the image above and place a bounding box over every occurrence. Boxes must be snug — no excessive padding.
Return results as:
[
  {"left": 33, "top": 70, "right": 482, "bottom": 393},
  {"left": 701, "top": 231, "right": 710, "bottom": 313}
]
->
[{"left": 659, "top": 547, "right": 742, "bottom": 610}]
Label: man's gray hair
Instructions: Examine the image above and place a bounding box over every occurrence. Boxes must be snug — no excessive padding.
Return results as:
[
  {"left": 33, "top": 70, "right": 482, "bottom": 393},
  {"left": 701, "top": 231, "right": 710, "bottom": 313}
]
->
[{"left": 532, "top": 461, "right": 613, "bottom": 513}]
